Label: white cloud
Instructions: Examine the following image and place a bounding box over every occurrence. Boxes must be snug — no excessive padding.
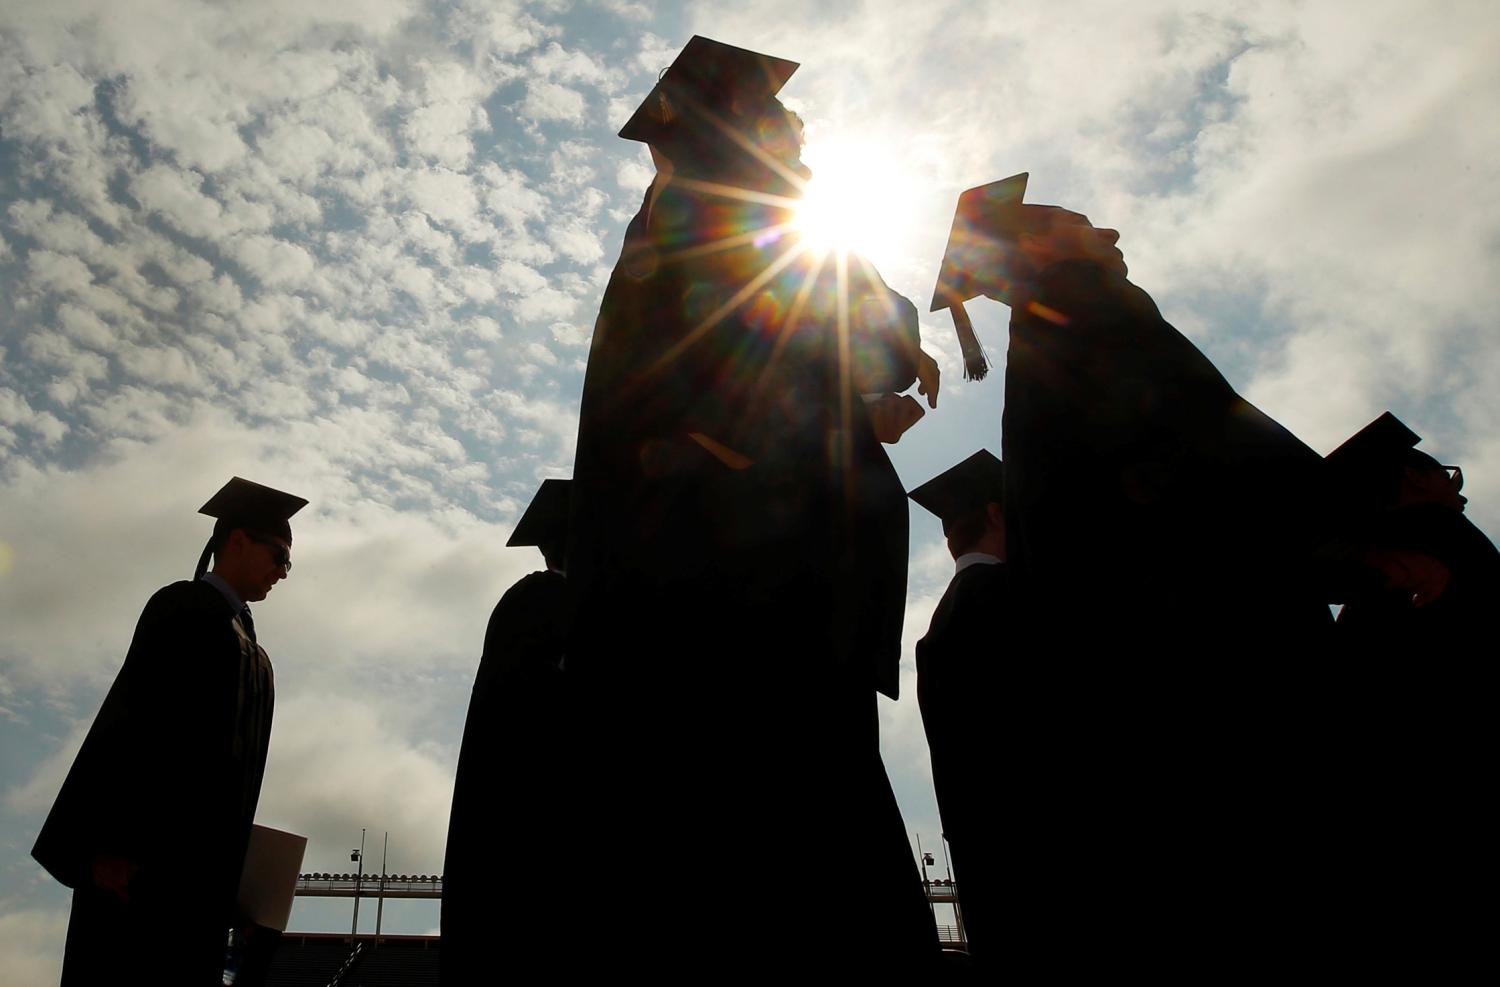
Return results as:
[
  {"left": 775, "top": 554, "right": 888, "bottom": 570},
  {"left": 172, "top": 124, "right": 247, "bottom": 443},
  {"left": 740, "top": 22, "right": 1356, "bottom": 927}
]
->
[
  {"left": 633, "top": 32, "right": 678, "bottom": 75},
  {"left": 402, "top": 59, "right": 493, "bottom": 167},
  {"left": 596, "top": 0, "right": 652, "bottom": 21},
  {"left": 254, "top": 694, "right": 459, "bottom": 875},
  {"left": 547, "top": 320, "right": 591, "bottom": 348},
  {"left": 0, "top": 907, "right": 67, "bottom": 987},
  {"left": 6, "top": 199, "right": 106, "bottom": 258},
  {"left": 615, "top": 155, "right": 654, "bottom": 193},
  {"left": 407, "top": 167, "right": 483, "bottom": 240},
  {"left": 520, "top": 80, "right": 588, "bottom": 125},
  {"left": 0, "top": 387, "right": 68, "bottom": 445},
  {"left": 229, "top": 233, "right": 318, "bottom": 289},
  {"left": 547, "top": 217, "right": 604, "bottom": 265},
  {"left": 131, "top": 164, "right": 237, "bottom": 240},
  {"left": 529, "top": 42, "right": 618, "bottom": 89},
  {"left": 454, "top": 0, "right": 544, "bottom": 60}
]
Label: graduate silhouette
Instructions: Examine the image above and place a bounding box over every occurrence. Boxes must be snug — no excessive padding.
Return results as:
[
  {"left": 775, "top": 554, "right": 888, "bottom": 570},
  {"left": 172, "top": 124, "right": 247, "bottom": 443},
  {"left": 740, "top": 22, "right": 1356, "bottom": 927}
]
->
[
  {"left": 930, "top": 175, "right": 1344, "bottom": 973},
  {"left": 566, "top": 36, "right": 939, "bottom": 975},
  {"left": 34, "top": 477, "right": 304, "bottom": 985}
]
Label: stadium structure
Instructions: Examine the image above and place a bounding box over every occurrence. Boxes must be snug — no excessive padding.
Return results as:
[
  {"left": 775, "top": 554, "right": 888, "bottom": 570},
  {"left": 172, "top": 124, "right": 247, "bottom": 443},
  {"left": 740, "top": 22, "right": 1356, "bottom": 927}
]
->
[{"left": 254, "top": 873, "right": 965, "bottom": 985}]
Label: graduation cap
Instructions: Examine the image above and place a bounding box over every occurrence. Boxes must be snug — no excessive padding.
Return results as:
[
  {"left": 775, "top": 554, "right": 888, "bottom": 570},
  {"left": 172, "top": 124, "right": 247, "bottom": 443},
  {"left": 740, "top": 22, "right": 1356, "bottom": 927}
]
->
[
  {"left": 930, "top": 174, "right": 1030, "bottom": 382},
  {"left": 1325, "top": 412, "right": 1421, "bottom": 474},
  {"left": 506, "top": 479, "right": 572, "bottom": 551},
  {"left": 908, "top": 450, "right": 1005, "bottom": 534},
  {"left": 195, "top": 477, "right": 308, "bottom": 578},
  {"left": 1325, "top": 411, "right": 1442, "bottom": 512},
  {"left": 618, "top": 36, "right": 799, "bottom": 146}
]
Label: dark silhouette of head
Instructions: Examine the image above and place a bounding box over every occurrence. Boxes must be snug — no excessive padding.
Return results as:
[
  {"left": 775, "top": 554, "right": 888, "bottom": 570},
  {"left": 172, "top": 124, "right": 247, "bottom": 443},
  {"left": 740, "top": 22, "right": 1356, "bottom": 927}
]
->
[
  {"left": 1393, "top": 450, "right": 1466, "bottom": 513},
  {"left": 195, "top": 476, "right": 306, "bottom": 601},
  {"left": 619, "top": 37, "right": 807, "bottom": 197},
  {"left": 509, "top": 478, "right": 571, "bottom": 574},
  {"left": 908, "top": 451, "right": 1007, "bottom": 561},
  {"left": 943, "top": 501, "right": 1006, "bottom": 561},
  {"left": 1327, "top": 413, "right": 1466, "bottom": 516}
]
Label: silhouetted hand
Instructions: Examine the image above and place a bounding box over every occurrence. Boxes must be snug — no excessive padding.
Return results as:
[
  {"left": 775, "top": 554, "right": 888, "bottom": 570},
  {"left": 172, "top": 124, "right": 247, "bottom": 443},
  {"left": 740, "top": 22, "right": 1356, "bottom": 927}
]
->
[
  {"left": 916, "top": 350, "right": 941, "bottom": 409},
  {"left": 1366, "top": 548, "right": 1451, "bottom": 608},
  {"left": 92, "top": 854, "right": 140, "bottom": 904},
  {"left": 867, "top": 393, "right": 925, "bottom": 444}
]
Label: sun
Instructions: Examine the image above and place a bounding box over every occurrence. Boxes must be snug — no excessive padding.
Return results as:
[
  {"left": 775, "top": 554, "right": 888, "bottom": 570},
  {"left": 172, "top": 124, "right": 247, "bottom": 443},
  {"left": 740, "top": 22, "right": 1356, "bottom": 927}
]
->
[{"left": 792, "top": 135, "right": 912, "bottom": 264}]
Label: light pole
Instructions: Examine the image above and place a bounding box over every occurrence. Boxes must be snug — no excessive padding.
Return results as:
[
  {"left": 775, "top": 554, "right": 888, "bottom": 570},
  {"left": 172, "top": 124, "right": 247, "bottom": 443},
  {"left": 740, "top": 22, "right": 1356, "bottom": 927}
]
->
[
  {"left": 350, "top": 829, "right": 366, "bottom": 938},
  {"left": 916, "top": 833, "right": 937, "bottom": 926},
  {"left": 375, "top": 832, "right": 388, "bottom": 940}
]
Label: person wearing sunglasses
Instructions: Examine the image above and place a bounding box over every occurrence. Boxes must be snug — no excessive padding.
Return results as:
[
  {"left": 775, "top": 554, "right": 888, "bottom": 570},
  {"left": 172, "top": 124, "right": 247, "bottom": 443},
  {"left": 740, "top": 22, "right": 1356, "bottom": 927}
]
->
[
  {"left": 32, "top": 476, "right": 306, "bottom": 985},
  {"left": 1329, "top": 411, "right": 1496, "bottom": 635}
]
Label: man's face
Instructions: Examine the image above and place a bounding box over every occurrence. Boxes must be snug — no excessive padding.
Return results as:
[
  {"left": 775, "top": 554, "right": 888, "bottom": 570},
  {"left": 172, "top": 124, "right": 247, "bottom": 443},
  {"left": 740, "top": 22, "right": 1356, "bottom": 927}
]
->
[
  {"left": 747, "top": 100, "right": 811, "bottom": 183},
  {"left": 238, "top": 531, "right": 292, "bottom": 603},
  {"left": 1021, "top": 208, "right": 1128, "bottom": 277},
  {"left": 1402, "top": 462, "right": 1467, "bottom": 513}
]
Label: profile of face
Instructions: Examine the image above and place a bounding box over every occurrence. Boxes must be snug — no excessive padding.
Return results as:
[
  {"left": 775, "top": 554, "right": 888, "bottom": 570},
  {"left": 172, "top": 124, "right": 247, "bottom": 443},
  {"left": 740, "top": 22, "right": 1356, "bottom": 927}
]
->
[
  {"left": 219, "top": 528, "right": 292, "bottom": 603},
  {"left": 1019, "top": 207, "right": 1128, "bottom": 277},
  {"left": 1400, "top": 460, "right": 1466, "bottom": 513},
  {"left": 751, "top": 101, "right": 812, "bottom": 183}
]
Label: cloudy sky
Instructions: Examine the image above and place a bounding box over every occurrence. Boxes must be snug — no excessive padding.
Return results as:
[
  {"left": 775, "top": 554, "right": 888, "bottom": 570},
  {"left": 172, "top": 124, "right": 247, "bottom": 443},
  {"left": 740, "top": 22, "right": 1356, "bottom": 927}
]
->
[{"left": 2, "top": 0, "right": 1496, "bottom": 977}]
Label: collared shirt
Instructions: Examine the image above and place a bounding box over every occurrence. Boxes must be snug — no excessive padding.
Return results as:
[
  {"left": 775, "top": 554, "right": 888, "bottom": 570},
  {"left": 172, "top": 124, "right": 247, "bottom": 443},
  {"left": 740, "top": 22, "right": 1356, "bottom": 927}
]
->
[
  {"left": 954, "top": 552, "right": 1003, "bottom": 574},
  {"left": 200, "top": 571, "right": 247, "bottom": 614}
]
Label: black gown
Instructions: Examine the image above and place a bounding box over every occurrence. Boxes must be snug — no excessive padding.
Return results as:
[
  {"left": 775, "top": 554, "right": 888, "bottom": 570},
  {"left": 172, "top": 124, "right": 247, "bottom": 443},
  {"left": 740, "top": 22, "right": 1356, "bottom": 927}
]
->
[
  {"left": 33, "top": 579, "right": 274, "bottom": 985},
  {"left": 566, "top": 176, "right": 935, "bottom": 972},
  {"left": 915, "top": 558, "right": 1009, "bottom": 963},
  {"left": 441, "top": 569, "right": 569, "bottom": 983},
  {"left": 1323, "top": 506, "right": 1499, "bottom": 976},
  {"left": 1000, "top": 260, "right": 1337, "bottom": 973}
]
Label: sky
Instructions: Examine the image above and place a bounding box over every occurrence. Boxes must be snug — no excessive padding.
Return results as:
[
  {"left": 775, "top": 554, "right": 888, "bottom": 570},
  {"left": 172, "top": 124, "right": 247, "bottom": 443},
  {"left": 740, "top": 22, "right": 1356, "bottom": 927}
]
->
[{"left": 2, "top": 0, "right": 1497, "bottom": 979}]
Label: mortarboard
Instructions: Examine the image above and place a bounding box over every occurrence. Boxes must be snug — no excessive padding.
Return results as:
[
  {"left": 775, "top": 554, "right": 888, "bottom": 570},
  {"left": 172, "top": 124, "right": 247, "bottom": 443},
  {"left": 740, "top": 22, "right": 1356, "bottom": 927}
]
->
[
  {"left": 908, "top": 450, "right": 1005, "bottom": 532},
  {"left": 200, "top": 477, "right": 309, "bottom": 529},
  {"left": 1325, "top": 412, "right": 1422, "bottom": 475},
  {"left": 618, "top": 36, "right": 799, "bottom": 146},
  {"left": 506, "top": 479, "right": 572, "bottom": 549},
  {"left": 1325, "top": 412, "right": 1431, "bottom": 513},
  {"left": 930, "top": 174, "right": 1030, "bottom": 382},
  {"left": 195, "top": 477, "right": 308, "bottom": 577}
]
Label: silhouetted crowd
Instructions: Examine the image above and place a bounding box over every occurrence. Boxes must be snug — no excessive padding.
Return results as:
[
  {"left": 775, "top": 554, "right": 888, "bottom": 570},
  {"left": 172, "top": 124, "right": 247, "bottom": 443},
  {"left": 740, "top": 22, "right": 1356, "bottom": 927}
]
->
[{"left": 32, "top": 36, "right": 1497, "bottom": 986}]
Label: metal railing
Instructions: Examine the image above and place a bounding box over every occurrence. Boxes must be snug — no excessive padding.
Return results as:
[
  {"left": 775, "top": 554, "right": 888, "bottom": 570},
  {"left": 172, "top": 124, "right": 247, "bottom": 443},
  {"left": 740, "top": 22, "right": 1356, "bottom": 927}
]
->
[{"left": 295, "top": 875, "right": 443, "bottom": 899}]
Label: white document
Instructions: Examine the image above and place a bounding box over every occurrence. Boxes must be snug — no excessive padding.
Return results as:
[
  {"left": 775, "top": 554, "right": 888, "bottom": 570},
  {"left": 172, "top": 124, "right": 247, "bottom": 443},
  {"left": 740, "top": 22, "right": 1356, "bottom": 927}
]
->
[{"left": 237, "top": 824, "right": 308, "bottom": 931}]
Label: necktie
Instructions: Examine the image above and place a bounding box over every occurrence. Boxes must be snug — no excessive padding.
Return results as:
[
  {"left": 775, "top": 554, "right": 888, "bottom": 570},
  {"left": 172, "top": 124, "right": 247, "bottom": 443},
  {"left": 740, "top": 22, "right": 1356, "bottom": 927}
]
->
[{"left": 240, "top": 607, "right": 257, "bottom": 644}]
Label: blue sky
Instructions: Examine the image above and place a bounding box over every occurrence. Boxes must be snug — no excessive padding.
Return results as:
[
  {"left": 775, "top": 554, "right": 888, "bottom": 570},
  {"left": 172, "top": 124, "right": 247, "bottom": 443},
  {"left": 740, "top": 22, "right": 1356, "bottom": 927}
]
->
[{"left": 2, "top": 0, "right": 1497, "bottom": 977}]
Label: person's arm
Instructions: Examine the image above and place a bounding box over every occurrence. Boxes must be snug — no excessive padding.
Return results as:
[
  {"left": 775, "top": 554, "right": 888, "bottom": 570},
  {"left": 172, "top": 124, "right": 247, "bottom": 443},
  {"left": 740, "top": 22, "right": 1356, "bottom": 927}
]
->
[{"left": 845, "top": 263, "right": 925, "bottom": 395}]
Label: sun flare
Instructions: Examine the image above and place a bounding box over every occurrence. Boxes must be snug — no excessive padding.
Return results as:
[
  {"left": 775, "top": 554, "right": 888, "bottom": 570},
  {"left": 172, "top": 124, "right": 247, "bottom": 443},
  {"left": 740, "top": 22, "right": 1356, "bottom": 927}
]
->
[{"left": 793, "top": 136, "right": 913, "bottom": 264}]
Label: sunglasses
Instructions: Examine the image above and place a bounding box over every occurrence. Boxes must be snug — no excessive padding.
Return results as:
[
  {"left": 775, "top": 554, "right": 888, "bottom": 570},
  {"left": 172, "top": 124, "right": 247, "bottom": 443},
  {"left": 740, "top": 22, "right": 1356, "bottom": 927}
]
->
[{"left": 248, "top": 534, "right": 292, "bottom": 572}]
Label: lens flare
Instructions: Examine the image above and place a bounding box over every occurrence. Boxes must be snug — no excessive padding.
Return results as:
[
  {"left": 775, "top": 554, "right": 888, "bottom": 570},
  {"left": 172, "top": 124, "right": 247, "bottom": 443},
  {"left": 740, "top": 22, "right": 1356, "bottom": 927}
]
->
[{"left": 792, "top": 135, "right": 914, "bottom": 264}]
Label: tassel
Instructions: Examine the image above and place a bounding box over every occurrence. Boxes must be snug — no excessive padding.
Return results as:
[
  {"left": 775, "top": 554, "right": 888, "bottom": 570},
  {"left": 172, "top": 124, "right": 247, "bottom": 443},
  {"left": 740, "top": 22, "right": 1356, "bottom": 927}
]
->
[
  {"left": 194, "top": 535, "right": 215, "bottom": 579},
  {"left": 951, "top": 301, "right": 989, "bottom": 381}
]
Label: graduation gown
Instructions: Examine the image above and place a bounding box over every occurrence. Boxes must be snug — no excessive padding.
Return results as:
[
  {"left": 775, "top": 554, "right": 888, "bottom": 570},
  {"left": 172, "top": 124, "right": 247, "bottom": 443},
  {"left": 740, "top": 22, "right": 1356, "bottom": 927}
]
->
[
  {"left": 1003, "top": 260, "right": 1332, "bottom": 640},
  {"left": 999, "top": 261, "right": 1338, "bottom": 973},
  {"left": 1321, "top": 506, "right": 1500, "bottom": 975},
  {"left": 915, "top": 558, "right": 1008, "bottom": 963},
  {"left": 33, "top": 579, "right": 274, "bottom": 985},
  {"left": 1337, "top": 504, "right": 1500, "bottom": 641},
  {"left": 565, "top": 178, "right": 935, "bottom": 972},
  {"left": 441, "top": 569, "right": 569, "bottom": 984}
]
